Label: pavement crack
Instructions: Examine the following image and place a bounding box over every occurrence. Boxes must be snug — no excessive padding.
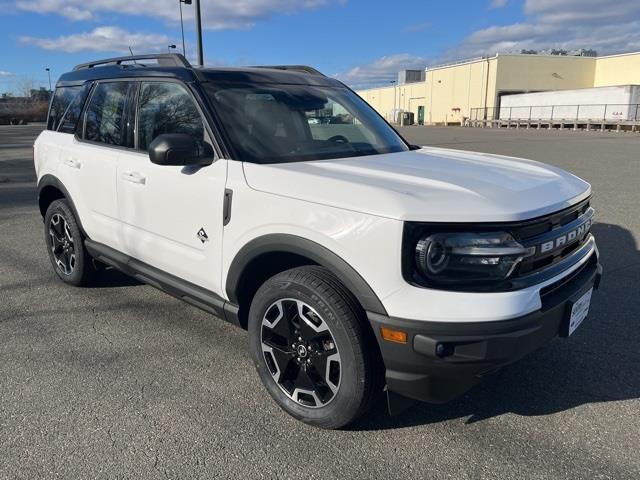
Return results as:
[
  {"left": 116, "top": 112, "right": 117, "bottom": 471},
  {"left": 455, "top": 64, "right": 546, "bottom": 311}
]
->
[
  {"left": 107, "top": 426, "right": 116, "bottom": 449},
  {"left": 92, "top": 314, "right": 115, "bottom": 348}
]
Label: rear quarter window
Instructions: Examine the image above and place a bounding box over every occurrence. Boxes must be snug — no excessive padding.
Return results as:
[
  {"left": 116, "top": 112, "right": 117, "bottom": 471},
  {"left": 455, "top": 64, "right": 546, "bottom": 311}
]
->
[
  {"left": 47, "top": 86, "right": 80, "bottom": 131},
  {"left": 58, "top": 84, "right": 91, "bottom": 134}
]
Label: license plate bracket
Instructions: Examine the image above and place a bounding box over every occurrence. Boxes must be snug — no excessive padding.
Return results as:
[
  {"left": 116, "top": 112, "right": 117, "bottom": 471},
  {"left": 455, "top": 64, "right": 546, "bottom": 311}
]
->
[{"left": 560, "top": 287, "right": 593, "bottom": 337}]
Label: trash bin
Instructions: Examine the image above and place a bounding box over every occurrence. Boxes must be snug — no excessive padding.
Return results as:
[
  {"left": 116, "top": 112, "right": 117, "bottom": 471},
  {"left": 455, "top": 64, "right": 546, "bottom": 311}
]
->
[{"left": 399, "top": 111, "right": 414, "bottom": 126}]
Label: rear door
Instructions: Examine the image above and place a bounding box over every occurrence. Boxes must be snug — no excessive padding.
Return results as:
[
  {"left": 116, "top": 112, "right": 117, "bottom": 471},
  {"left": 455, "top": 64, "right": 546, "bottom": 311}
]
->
[
  {"left": 57, "top": 81, "right": 134, "bottom": 251},
  {"left": 117, "top": 80, "right": 227, "bottom": 293}
]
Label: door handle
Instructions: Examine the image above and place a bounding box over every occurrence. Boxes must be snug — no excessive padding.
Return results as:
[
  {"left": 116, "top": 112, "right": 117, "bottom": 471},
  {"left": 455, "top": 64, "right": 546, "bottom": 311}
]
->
[
  {"left": 63, "top": 157, "right": 81, "bottom": 169},
  {"left": 121, "top": 171, "right": 146, "bottom": 185}
]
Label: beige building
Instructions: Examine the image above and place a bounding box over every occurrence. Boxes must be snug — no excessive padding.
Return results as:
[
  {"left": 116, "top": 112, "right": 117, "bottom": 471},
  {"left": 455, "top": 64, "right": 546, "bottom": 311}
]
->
[{"left": 356, "top": 51, "right": 640, "bottom": 125}]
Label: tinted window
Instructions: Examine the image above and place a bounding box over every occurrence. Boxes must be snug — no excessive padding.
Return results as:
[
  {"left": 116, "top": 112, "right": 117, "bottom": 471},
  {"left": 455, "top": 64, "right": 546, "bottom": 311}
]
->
[
  {"left": 84, "top": 82, "right": 131, "bottom": 146},
  {"left": 58, "top": 83, "right": 91, "bottom": 134},
  {"left": 48, "top": 86, "right": 83, "bottom": 131},
  {"left": 137, "top": 82, "right": 204, "bottom": 151},
  {"left": 203, "top": 83, "right": 408, "bottom": 163}
]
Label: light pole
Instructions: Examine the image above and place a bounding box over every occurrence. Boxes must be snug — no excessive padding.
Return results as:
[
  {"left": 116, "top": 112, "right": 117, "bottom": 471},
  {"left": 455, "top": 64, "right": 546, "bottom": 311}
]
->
[
  {"left": 194, "top": 0, "right": 203, "bottom": 66},
  {"left": 179, "top": 0, "right": 191, "bottom": 56},
  {"left": 45, "top": 67, "right": 52, "bottom": 93},
  {"left": 168, "top": 44, "right": 177, "bottom": 53}
]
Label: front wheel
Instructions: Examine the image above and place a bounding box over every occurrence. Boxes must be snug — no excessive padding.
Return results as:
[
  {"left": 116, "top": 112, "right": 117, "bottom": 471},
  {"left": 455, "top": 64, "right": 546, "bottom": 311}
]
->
[{"left": 248, "top": 266, "right": 382, "bottom": 429}]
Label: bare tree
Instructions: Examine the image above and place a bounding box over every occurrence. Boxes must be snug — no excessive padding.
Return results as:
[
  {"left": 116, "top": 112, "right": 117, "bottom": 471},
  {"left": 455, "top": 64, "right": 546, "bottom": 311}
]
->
[{"left": 13, "top": 75, "right": 39, "bottom": 98}]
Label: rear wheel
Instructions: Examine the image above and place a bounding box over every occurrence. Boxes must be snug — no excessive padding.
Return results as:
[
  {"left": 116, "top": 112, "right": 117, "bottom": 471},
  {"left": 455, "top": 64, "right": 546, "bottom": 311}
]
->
[
  {"left": 44, "top": 199, "right": 96, "bottom": 286},
  {"left": 248, "top": 266, "right": 382, "bottom": 429}
]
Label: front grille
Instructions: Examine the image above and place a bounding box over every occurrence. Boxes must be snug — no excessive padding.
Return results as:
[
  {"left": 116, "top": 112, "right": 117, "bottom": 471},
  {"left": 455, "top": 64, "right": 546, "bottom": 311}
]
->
[{"left": 510, "top": 198, "right": 593, "bottom": 278}]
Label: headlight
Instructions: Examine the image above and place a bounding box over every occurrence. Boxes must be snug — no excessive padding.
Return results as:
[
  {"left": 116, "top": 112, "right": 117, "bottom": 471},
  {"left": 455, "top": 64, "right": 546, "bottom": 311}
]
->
[{"left": 414, "top": 232, "right": 534, "bottom": 285}]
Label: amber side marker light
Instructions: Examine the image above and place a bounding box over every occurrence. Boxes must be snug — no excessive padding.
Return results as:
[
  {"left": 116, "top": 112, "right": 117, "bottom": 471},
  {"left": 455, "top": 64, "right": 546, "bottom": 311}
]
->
[{"left": 380, "top": 326, "right": 408, "bottom": 344}]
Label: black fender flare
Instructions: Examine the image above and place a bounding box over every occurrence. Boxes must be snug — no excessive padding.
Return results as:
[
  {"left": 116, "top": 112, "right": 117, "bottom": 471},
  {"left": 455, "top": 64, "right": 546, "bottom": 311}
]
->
[
  {"left": 37, "top": 174, "right": 87, "bottom": 236},
  {"left": 225, "top": 233, "right": 388, "bottom": 316}
]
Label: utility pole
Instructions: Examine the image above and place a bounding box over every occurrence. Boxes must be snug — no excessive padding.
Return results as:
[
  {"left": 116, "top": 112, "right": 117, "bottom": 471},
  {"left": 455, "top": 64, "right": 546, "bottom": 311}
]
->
[{"left": 194, "top": 0, "right": 204, "bottom": 66}]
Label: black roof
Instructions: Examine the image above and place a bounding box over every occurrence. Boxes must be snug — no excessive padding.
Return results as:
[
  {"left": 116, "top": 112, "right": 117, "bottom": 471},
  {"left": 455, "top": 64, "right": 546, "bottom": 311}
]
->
[{"left": 57, "top": 53, "right": 342, "bottom": 88}]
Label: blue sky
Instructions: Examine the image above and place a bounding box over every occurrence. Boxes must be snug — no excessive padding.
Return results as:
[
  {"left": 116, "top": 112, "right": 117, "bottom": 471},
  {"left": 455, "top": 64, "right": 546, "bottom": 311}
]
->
[{"left": 1, "top": 0, "right": 640, "bottom": 93}]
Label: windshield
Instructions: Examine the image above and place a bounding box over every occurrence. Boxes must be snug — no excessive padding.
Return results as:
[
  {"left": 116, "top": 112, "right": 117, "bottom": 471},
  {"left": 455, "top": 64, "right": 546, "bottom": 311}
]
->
[{"left": 203, "top": 83, "right": 409, "bottom": 163}]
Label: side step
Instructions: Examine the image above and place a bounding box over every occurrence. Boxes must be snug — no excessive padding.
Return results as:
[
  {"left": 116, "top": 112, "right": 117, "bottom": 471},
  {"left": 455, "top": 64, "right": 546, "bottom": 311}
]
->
[{"left": 84, "top": 239, "right": 241, "bottom": 326}]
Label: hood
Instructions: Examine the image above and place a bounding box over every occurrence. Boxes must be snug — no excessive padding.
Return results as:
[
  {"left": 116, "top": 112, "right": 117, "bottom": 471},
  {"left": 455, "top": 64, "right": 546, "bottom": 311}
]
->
[{"left": 242, "top": 147, "right": 591, "bottom": 222}]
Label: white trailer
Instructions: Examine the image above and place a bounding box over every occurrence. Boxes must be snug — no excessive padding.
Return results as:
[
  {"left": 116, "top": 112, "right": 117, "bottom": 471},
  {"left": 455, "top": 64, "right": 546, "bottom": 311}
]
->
[{"left": 499, "top": 85, "right": 640, "bottom": 121}]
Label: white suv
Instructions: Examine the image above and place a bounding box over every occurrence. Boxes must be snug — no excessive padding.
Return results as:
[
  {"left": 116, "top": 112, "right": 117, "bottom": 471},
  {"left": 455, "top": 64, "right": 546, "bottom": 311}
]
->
[{"left": 34, "top": 54, "right": 602, "bottom": 428}]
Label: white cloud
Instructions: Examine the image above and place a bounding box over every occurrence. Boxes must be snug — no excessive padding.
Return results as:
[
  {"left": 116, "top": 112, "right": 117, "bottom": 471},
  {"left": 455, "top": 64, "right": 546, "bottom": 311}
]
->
[
  {"left": 344, "top": 0, "right": 640, "bottom": 90},
  {"left": 0, "top": 71, "right": 14, "bottom": 77},
  {"left": 490, "top": 0, "right": 509, "bottom": 8},
  {"left": 335, "top": 53, "right": 427, "bottom": 89},
  {"left": 16, "top": 0, "right": 343, "bottom": 30},
  {"left": 449, "top": 0, "right": 640, "bottom": 58},
  {"left": 20, "top": 27, "right": 172, "bottom": 53},
  {"left": 524, "top": 0, "right": 640, "bottom": 24}
]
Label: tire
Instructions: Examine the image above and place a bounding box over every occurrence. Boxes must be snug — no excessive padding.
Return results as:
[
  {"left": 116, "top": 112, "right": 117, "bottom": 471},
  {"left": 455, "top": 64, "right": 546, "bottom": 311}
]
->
[
  {"left": 248, "top": 266, "right": 382, "bottom": 429},
  {"left": 43, "top": 199, "right": 96, "bottom": 287}
]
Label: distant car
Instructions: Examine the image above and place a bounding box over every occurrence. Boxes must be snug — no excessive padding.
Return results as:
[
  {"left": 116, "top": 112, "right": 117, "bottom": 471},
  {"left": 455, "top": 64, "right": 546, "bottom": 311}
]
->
[{"left": 34, "top": 54, "right": 601, "bottom": 429}]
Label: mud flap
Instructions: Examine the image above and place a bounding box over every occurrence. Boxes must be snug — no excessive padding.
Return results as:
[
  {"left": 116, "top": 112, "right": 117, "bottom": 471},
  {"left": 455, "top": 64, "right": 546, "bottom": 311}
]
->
[{"left": 386, "top": 387, "right": 417, "bottom": 416}]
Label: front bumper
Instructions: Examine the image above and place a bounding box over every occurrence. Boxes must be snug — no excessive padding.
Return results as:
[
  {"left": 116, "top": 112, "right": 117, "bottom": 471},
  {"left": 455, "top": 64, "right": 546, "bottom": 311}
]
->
[{"left": 368, "top": 253, "right": 602, "bottom": 405}]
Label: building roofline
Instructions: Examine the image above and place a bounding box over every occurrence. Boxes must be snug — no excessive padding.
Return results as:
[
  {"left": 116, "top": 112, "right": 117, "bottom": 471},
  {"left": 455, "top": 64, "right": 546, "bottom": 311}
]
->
[
  {"left": 426, "top": 55, "right": 495, "bottom": 71},
  {"left": 495, "top": 52, "right": 595, "bottom": 60},
  {"left": 425, "top": 51, "right": 603, "bottom": 72},
  {"left": 596, "top": 50, "right": 640, "bottom": 60}
]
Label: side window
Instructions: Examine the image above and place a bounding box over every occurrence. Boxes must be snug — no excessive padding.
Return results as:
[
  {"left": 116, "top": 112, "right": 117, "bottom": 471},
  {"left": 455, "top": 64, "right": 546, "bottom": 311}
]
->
[
  {"left": 58, "top": 83, "right": 91, "bottom": 134},
  {"left": 47, "top": 86, "right": 82, "bottom": 131},
  {"left": 137, "top": 82, "right": 205, "bottom": 151},
  {"left": 84, "top": 82, "right": 131, "bottom": 146}
]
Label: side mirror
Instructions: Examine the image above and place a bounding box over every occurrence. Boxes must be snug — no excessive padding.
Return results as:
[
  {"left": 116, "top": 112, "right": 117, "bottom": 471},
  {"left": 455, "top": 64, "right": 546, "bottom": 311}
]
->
[{"left": 148, "top": 133, "right": 214, "bottom": 166}]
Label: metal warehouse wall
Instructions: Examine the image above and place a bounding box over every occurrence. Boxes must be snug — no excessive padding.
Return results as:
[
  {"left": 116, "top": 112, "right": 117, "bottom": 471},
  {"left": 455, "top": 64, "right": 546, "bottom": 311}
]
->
[
  {"left": 425, "top": 57, "right": 498, "bottom": 125},
  {"left": 356, "top": 51, "right": 640, "bottom": 126},
  {"left": 594, "top": 52, "right": 640, "bottom": 87}
]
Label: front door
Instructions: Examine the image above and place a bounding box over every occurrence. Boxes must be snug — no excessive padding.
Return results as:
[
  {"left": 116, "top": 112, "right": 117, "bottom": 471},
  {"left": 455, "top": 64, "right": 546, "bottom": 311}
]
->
[{"left": 117, "top": 81, "right": 227, "bottom": 294}]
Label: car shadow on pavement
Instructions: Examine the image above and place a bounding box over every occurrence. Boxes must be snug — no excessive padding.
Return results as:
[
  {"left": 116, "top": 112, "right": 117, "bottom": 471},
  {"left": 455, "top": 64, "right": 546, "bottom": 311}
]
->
[
  {"left": 90, "top": 265, "right": 143, "bottom": 288},
  {"left": 352, "top": 222, "right": 640, "bottom": 431}
]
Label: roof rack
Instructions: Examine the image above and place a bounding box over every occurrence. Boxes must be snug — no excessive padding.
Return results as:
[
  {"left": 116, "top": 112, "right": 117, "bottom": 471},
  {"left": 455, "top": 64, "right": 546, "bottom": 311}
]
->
[
  {"left": 73, "top": 53, "right": 192, "bottom": 71},
  {"left": 252, "top": 65, "right": 325, "bottom": 76}
]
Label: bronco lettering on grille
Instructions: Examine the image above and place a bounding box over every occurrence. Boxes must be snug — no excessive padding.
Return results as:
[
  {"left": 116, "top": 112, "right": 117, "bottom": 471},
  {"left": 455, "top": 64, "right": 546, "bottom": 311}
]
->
[{"left": 538, "top": 217, "right": 593, "bottom": 254}]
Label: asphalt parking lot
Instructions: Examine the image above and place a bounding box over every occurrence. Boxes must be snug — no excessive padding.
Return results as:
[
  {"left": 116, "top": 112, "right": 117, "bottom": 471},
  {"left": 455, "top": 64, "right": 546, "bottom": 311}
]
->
[{"left": 1, "top": 124, "right": 639, "bottom": 479}]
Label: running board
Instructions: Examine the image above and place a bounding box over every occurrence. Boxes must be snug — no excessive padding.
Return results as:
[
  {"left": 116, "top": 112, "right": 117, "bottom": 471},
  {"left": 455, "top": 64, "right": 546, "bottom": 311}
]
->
[{"left": 84, "top": 239, "right": 240, "bottom": 327}]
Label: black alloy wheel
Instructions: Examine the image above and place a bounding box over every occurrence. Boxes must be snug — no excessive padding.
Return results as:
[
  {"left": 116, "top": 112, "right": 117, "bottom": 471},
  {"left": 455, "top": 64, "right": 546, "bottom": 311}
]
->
[
  {"left": 44, "top": 199, "right": 96, "bottom": 286},
  {"left": 261, "top": 298, "right": 342, "bottom": 408},
  {"left": 48, "top": 213, "right": 76, "bottom": 275}
]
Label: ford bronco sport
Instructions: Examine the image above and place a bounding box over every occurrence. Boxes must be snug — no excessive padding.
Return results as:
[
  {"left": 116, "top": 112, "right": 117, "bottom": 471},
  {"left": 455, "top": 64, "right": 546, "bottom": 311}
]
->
[{"left": 34, "top": 54, "right": 602, "bottom": 428}]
